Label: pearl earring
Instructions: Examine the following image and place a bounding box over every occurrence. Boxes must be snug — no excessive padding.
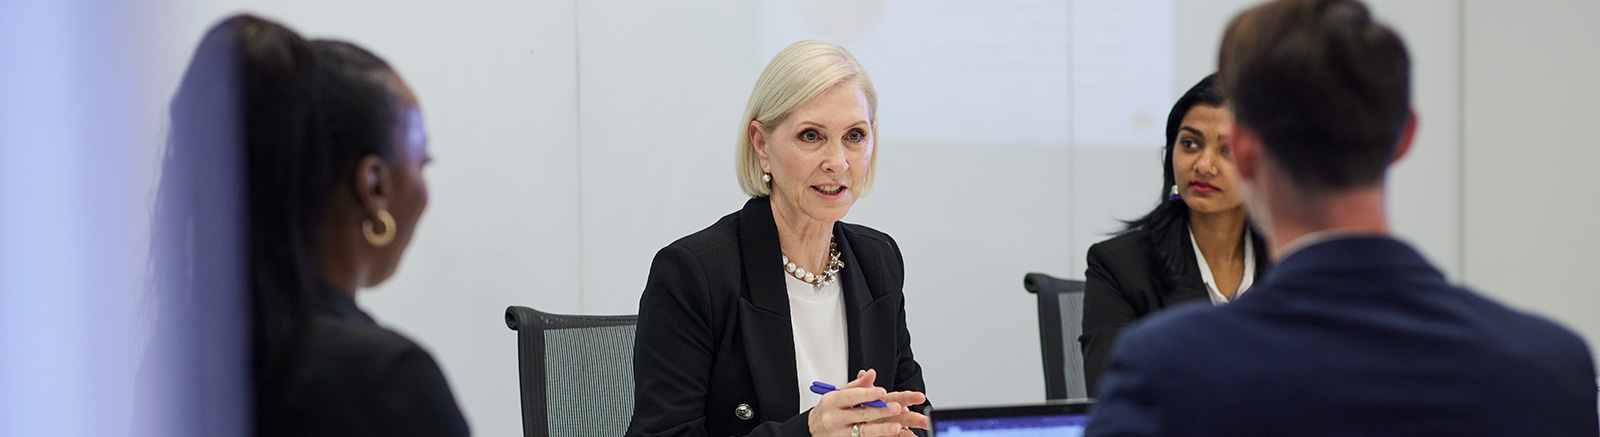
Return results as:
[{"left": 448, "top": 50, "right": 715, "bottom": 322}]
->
[{"left": 761, "top": 173, "right": 771, "bottom": 183}]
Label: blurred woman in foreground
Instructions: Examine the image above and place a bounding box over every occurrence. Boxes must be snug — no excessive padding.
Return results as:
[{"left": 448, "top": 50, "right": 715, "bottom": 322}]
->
[{"left": 160, "top": 15, "right": 466, "bottom": 436}]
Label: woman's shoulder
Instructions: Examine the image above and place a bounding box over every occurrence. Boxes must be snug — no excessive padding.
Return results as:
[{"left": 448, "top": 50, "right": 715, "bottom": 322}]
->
[
  {"left": 265, "top": 319, "right": 442, "bottom": 409},
  {"left": 299, "top": 317, "right": 437, "bottom": 375},
  {"left": 263, "top": 319, "right": 465, "bottom": 435},
  {"left": 837, "top": 222, "right": 906, "bottom": 287},
  {"left": 1088, "top": 228, "right": 1156, "bottom": 264},
  {"left": 645, "top": 209, "right": 745, "bottom": 294},
  {"left": 838, "top": 221, "right": 897, "bottom": 251},
  {"left": 662, "top": 209, "right": 742, "bottom": 256}
]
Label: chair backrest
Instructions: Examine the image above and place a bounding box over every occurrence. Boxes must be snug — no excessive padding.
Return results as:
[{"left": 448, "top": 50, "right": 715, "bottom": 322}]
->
[
  {"left": 1023, "top": 273, "right": 1088, "bottom": 400},
  {"left": 505, "top": 306, "right": 638, "bottom": 437}
]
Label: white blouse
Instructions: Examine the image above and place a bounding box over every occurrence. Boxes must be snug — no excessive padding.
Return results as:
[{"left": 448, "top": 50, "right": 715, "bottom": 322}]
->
[
  {"left": 1188, "top": 226, "right": 1256, "bottom": 305},
  {"left": 785, "top": 272, "right": 849, "bottom": 414}
]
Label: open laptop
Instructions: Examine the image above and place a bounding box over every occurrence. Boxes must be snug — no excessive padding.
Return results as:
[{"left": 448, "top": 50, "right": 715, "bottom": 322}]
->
[{"left": 928, "top": 400, "right": 1093, "bottom": 437}]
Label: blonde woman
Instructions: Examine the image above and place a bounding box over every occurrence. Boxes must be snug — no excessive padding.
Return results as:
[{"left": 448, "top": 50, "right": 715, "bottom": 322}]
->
[{"left": 626, "top": 41, "right": 929, "bottom": 437}]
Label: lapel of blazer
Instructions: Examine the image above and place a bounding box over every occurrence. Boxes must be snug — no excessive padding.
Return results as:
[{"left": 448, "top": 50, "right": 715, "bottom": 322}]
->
[
  {"left": 1164, "top": 227, "right": 1210, "bottom": 306},
  {"left": 834, "top": 223, "right": 883, "bottom": 381},
  {"left": 1250, "top": 230, "right": 1273, "bottom": 280},
  {"left": 735, "top": 197, "right": 800, "bottom": 418}
]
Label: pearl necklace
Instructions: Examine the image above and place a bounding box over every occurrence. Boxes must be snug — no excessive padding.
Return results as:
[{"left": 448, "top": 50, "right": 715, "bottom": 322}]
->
[{"left": 781, "top": 239, "right": 843, "bottom": 289}]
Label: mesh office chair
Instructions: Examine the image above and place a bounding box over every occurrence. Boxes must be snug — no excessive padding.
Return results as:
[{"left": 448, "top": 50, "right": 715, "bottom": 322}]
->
[
  {"left": 505, "top": 306, "right": 638, "bottom": 437},
  {"left": 1023, "top": 272, "right": 1089, "bottom": 400}
]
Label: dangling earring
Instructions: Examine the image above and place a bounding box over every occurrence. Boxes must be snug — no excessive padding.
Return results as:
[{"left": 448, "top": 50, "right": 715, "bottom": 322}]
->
[
  {"left": 362, "top": 210, "right": 397, "bottom": 247},
  {"left": 1168, "top": 185, "right": 1182, "bottom": 202},
  {"left": 761, "top": 173, "right": 771, "bottom": 183}
]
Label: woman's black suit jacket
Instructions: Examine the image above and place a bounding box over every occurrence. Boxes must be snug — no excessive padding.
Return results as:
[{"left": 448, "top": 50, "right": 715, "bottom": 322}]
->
[
  {"left": 626, "top": 197, "right": 927, "bottom": 437},
  {"left": 1079, "top": 227, "right": 1270, "bottom": 396}
]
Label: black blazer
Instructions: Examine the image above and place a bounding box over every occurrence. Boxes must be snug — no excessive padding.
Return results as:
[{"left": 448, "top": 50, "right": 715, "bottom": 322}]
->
[
  {"left": 1079, "top": 227, "right": 1269, "bottom": 396},
  {"left": 258, "top": 283, "right": 470, "bottom": 437},
  {"left": 626, "top": 197, "right": 927, "bottom": 437}
]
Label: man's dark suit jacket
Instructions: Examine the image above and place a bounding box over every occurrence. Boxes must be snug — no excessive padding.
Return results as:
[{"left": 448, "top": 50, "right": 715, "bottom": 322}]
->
[
  {"left": 258, "top": 282, "right": 469, "bottom": 437},
  {"left": 1081, "top": 228, "right": 1271, "bottom": 395},
  {"left": 1086, "top": 237, "right": 1599, "bottom": 436},
  {"left": 626, "top": 197, "right": 927, "bottom": 437}
]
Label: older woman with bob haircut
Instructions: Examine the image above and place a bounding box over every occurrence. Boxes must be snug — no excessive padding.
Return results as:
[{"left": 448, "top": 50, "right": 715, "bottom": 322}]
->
[{"left": 626, "top": 41, "right": 929, "bottom": 437}]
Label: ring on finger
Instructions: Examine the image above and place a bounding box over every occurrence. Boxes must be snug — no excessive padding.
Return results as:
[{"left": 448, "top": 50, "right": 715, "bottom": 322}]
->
[{"left": 851, "top": 423, "right": 861, "bottom": 437}]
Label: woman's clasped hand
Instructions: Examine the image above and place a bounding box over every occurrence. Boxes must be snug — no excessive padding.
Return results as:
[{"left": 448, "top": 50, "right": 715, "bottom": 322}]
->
[{"left": 807, "top": 369, "right": 928, "bottom": 437}]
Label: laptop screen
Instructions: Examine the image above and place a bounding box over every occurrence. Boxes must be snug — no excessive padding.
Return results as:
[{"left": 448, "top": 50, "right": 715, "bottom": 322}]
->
[{"left": 930, "top": 402, "right": 1091, "bottom": 437}]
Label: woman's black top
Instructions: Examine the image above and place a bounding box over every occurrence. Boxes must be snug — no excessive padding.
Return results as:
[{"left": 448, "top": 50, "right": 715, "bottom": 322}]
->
[{"left": 258, "top": 282, "right": 469, "bottom": 436}]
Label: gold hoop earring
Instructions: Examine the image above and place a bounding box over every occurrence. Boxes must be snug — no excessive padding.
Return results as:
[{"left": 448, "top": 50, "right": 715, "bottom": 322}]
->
[{"left": 362, "top": 210, "right": 397, "bottom": 248}]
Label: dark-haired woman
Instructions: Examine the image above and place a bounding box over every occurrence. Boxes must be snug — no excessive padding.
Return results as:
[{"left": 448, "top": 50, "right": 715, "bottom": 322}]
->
[
  {"left": 1079, "top": 74, "right": 1271, "bottom": 396},
  {"left": 161, "top": 15, "right": 466, "bottom": 435}
]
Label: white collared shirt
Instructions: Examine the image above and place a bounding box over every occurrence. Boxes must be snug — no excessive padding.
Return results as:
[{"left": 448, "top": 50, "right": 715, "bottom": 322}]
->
[
  {"left": 1188, "top": 226, "right": 1256, "bottom": 305},
  {"left": 786, "top": 272, "right": 848, "bottom": 414}
]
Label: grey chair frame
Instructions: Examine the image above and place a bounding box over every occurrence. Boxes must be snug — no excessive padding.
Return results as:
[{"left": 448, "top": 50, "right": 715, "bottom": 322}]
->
[{"left": 1023, "top": 272, "right": 1088, "bottom": 400}]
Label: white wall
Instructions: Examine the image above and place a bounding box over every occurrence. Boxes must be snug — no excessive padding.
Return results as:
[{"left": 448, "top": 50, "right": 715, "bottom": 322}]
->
[
  {"left": 1462, "top": 0, "right": 1600, "bottom": 363},
  {"left": 132, "top": 1, "right": 1598, "bottom": 436},
  {"left": 573, "top": 0, "right": 760, "bottom": 315}
]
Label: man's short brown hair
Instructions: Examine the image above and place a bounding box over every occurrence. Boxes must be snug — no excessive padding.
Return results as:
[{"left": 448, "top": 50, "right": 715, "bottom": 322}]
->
[{"left": 1219, "top": 0, "right": 1411, "bottom": 192}]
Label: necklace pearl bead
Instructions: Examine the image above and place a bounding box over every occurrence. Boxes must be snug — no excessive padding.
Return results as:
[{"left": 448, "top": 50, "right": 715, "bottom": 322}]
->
[{"left": 780, "top": 238, "right": 842, "bottom": 289}]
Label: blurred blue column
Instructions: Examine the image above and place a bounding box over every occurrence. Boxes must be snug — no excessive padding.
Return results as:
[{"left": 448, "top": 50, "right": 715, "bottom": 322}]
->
[{"left": 0, "top": 1, "right": 249, "bottom": 436}]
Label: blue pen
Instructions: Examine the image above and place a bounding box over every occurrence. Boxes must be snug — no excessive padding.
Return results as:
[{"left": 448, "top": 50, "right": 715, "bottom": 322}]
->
[{"left": 810, "top": 381, "right": 889, "bottom": 408}]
